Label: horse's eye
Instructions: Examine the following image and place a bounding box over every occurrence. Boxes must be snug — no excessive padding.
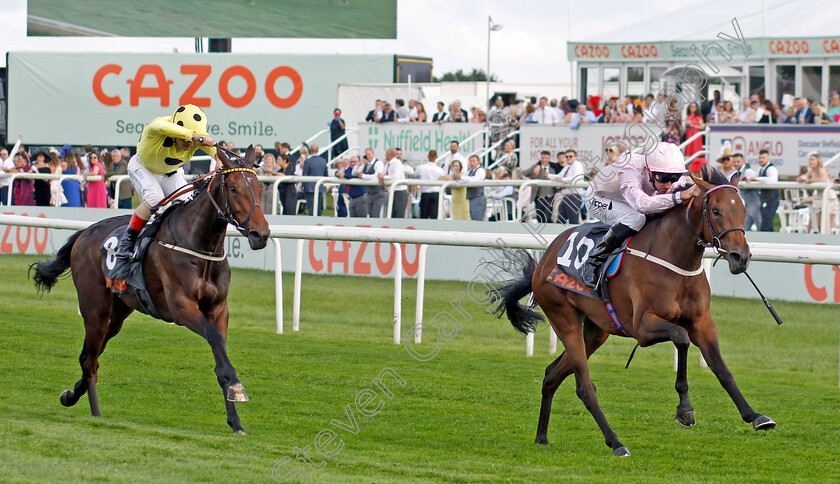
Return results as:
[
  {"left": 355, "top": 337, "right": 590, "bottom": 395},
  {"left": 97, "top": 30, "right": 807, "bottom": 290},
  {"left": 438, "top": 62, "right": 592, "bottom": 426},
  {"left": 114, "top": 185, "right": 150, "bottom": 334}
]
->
[
  {"left": 230, "top": 185, "right": 237, "bottom": 193},
  {"left": 711, "top": 207, "right": 720, "bottom": 216}
]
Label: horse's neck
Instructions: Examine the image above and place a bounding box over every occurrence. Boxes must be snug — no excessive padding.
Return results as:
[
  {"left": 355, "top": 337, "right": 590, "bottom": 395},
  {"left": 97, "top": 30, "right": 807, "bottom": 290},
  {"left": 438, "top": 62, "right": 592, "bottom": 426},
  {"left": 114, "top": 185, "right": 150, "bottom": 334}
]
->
[
  {"left": 171, "top": 188, "right": 227, "bottom": 253},
  {"left": 637, "top": 201, "right": 705, "bottom": 269}
]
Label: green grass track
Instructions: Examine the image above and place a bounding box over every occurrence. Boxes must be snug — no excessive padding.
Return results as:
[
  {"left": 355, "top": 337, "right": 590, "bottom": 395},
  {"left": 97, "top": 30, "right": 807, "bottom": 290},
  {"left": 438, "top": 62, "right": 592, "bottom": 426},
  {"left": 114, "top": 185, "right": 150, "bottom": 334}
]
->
[{"left": 0, "top": 254, "right": 837, "bottom": 482}]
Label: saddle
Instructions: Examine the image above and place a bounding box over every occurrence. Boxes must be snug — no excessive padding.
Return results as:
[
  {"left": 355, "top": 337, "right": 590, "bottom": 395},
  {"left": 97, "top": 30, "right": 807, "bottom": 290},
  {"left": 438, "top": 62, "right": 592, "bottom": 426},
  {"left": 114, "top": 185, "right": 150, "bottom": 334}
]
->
[
  {"left": 546, "top": 223, "right": 629, "bottom": 301},
  {"left": 546, "top": 223, "right": 632, "bottom": 335},
  {"left": 100, "top": 204, "right": 181, "bottom": 322}
]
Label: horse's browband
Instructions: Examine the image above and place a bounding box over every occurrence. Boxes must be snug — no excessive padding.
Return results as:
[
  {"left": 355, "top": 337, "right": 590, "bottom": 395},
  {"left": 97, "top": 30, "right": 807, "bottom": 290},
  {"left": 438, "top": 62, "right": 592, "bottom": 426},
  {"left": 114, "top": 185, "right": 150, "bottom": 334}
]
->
[{"left": 221, "top": 167, "right": 257, "bottom": 176}]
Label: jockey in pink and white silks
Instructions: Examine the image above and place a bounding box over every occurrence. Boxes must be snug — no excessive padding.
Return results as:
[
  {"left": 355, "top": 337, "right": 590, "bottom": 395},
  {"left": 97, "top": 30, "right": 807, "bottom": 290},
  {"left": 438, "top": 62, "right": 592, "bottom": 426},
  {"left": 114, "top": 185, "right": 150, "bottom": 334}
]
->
[{"left": 580, "top": 142, "right": 701, "bottom": 289}]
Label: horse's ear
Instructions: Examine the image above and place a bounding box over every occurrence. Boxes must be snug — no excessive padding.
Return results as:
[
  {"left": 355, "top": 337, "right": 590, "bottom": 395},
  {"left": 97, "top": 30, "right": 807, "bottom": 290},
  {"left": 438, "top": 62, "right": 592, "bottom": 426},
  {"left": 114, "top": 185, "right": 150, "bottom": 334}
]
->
[
  {"left": 216, "top": 145, "right": 233, "bottom": 169},
  {"left": 729, "top": 172, "right": 740, "bottom": 187},
  {"left": 245, "top": 145, "right": 256, "bottom": 167},
  {"left": 691, "top": 176, "right": 711, "bottom": 191}
]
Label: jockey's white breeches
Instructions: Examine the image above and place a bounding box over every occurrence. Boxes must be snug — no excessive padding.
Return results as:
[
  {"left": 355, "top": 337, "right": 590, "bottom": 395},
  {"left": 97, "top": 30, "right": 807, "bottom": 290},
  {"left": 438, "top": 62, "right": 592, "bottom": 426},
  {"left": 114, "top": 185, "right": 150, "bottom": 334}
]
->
[{"left": 127, "top": 155, "right": 191, "bottom": 206}]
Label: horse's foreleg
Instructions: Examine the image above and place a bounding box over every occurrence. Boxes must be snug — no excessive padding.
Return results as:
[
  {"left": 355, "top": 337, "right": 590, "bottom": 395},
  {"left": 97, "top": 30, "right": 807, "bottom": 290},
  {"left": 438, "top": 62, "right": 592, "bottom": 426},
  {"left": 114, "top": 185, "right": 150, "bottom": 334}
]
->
[
  {"left": 636, "top": 315, "right": 694, "bottom": 427},
  {"left": 176, "top": 300, "right": 247, "bottom": 434},
  {"left": 688, "top": 316, "right": 775, "bottom": 430}
]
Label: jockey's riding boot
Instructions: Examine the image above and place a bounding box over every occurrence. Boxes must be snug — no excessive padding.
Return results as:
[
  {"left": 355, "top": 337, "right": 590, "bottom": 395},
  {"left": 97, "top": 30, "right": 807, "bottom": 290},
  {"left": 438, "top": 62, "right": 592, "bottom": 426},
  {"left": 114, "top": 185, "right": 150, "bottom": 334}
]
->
[
  {"left": 581, "top": 223, "right": 636, "bottom": 290},
  {"left": 116, "top": 227, "right": 139, "bottom": 260}
]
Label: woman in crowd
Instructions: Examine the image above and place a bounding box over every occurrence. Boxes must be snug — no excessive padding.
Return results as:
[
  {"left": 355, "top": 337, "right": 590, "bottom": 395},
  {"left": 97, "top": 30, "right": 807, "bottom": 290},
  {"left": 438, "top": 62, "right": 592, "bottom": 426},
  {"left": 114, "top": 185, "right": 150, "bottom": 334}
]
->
[
  {"left": 827, "top": 94, "right": 840, "bottom": 123},
  {"left": 518, "top": 103, "right": 536, "bottom": 127},
  {"left": 813, "top": 103, "right": 830, "bottom": 124},
  {"left": 499, "top": 139, "right": 519, "bottom": 172},
  {"left": 413, "top": 102, "right": 427, "bottom": 123},
  {"left": 798, "top": 152, "right": 835, "bottom": 232},
  {"left": 631, "top": 104, "right": 644, "bottom": 123},
  {"left": 661, "top": 98, "right": 682, "bottom": 145},
  {"left": 758, "top": 100, "right": 776, "bottom": 123},
  {"left": 438, "top": 159, "right": 468, "bottom": 220},
  {"left": 48, "top": 150, "right": 67, "bottom": 207},
  {"left": 85, "top": 151, "right": 108, "bottom": 208},
  {"left": 683, "top": 102, "right": 704, "bottom": 157},
  {"left": 488, "top": 98, "right": 506, "bottom": 145},
  {"left": 60, "top": 151, "right": 83, "bottom": 207},
  {"left": 257, "top": 152, "right": 282, "bottom": 212},
  {"left": 32, "top": 151, "right": 52, "bottom": 206},
  {"left": 12, "top": 153, "right": 35, "bottom": 206},
  {"left": 722, "top": 101, "right": 736, "bottom": 123}
]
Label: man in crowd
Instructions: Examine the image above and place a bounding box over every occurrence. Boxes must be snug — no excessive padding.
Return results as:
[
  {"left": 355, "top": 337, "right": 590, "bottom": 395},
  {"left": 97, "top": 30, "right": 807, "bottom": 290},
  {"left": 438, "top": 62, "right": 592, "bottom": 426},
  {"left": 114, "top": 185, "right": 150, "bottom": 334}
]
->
[
  {"left": 534, "top": 96, "right": 560, "bottom": 124},
  {"left": 0, "top": 132, "right": 23, "bottom": 204},
  {"left": 408, "top": 99, "right": 419, "bottom": 122},
  {"left": 789, "top": 97, "right": 814, "bottom": 124},
  {"left": 736, "top": 98, "right": 756, "bottom": 123},
  {"left": 550, "top": 98, "right": 565, "bottom": 120},
  {"left": 556, "top": 149, "right": 584, "bottom": 223},
  {"left": 462, "top": 155, "right": 487, "bottom": 221},
  {"left": 337, "top": 155, "right": 368, "bottom": 217},
  {"left": 106, "top": 148, "right": 133, "bottom": 209},
  {"left": 414, "top": 150, "right": 445, "bottom": 219},
  {"left": 366, "top": 100, "right": 383, "bottom": 122},
  {"left": 303, "top": 144, "right": 328, "bottom": 216},
  {"left": 732, "top": 152, "right": 760, "bottom": 230},
  {"left": 442, "top": 140, "right": 468, "bottom": 175},
  {"left": 750, "top": 149, "right": 779, "bottom": 231},
  {"left": 707, "top": 101, "right": 725, "bottom": 124},
  {"left": 379, "top": 103, "right": 396, "bottom": 123},
  {"left": 378, "top": 147, "right": 408, "bottom": 218},
  {"left": 432, "top": 102, "right": 448, "bottom": 123},
  {"left": 525, "top": 150, "right": 561, "bottom": 223},
  {"left": 569, "top": 103, "right": 597, "bottom": 129},
  {"left": 360, "top": 147, "right": 385, "bottom": 217},
  {"left": 395, "top": 99, "right": 410, "bottom": 123}
]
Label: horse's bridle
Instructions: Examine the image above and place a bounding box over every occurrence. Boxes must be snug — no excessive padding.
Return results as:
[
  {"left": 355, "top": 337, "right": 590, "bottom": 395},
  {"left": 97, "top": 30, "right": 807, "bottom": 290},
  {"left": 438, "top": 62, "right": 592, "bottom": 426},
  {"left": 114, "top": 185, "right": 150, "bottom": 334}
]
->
[
  {"left": 206, "top": 166, "right": 262, "bottom": 237},
  {"left": 684, "top": 184, "right": 745, "bottom": 254}
]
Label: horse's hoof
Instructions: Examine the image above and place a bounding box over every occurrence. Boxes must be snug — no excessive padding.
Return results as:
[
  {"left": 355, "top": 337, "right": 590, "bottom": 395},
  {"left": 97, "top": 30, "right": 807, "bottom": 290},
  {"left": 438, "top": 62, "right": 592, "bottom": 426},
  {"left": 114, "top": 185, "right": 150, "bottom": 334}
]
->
[
  {"left": 59, "top": 390, "right": 74, "bottom": 407},
  {"left": 612, "top": 446, "right": 631, "bottom": 457},
  {"left": 753, "top": 415, "right": 776, "bottom": 430},
  {"left": 534, "top": 436, "right": 549, "bottom": 446},
  {"left": 675, "top": 409, "right": 696, "bottom": 427},
  {"left": 234, "top": 429, "right": 247, "bottom": 435},
  {"left": 226, "top": 383, "right": 249, "bottom": 403}
]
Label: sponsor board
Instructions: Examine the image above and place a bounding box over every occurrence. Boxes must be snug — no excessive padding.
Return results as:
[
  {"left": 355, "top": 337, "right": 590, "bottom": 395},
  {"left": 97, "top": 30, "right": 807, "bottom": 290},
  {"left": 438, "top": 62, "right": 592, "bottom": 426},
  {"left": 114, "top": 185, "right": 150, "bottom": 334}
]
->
[
  {"left": 357, "top": 123, "right": 485, "bottom": 164},
  {"left": 0, "top": 207, "right": 837, "bottom": 304},
  {"left": 708, "top": 125, "right": 840, "bottom": 177},
  {"left": 7, "top": 52, "right": 392, "bottom": 147},
  {"left": 518, "top": 124, "right": 656, "bottom": 170}
]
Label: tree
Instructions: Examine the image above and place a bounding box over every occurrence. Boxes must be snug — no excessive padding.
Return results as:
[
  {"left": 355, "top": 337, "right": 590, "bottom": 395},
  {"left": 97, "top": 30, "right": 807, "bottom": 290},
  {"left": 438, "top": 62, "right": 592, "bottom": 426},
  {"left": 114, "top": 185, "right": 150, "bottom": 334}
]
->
[{"left": 433, "top": 68, "right": 500, "bottom": 83}]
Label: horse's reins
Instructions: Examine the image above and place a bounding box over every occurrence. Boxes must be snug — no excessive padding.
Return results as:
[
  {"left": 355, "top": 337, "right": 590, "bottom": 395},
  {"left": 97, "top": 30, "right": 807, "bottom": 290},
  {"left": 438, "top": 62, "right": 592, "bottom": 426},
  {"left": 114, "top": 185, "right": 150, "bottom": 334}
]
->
[
  {"left": 151, "top": 144, "right": 263, "bottom": 260},
  {"left": 683, "top": 184, "right": 783, "bottom": 325}
]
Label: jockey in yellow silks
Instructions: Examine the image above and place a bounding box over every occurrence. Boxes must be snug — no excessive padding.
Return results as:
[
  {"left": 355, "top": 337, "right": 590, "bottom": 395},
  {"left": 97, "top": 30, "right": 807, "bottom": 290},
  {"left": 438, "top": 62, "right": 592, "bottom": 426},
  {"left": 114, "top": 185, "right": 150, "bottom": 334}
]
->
[{"left": 117, "top": 104, "right": 218, "bottom": 259}]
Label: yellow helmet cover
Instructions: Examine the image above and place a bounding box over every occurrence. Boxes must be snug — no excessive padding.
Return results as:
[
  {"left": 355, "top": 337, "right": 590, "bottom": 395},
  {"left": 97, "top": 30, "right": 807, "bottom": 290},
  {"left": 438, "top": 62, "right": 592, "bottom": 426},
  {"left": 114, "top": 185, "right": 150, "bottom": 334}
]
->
[{"left": 171, "top": 104, "right": 208, "bottom": 135}]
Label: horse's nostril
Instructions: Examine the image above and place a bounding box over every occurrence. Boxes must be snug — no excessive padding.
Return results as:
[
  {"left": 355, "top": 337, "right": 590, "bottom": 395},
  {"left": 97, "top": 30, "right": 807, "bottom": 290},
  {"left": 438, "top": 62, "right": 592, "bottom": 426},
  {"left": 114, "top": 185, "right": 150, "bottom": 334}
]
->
[{"left": 729, "top": 252, "right": 741, "bottom": 262}]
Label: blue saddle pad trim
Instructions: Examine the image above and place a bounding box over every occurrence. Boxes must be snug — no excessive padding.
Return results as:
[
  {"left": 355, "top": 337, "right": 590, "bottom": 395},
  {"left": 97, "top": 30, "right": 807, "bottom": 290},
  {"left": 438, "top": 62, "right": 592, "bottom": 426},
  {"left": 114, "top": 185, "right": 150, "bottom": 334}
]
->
[{"left": 605, "top": 250, "right": 624, "bottom": 279}]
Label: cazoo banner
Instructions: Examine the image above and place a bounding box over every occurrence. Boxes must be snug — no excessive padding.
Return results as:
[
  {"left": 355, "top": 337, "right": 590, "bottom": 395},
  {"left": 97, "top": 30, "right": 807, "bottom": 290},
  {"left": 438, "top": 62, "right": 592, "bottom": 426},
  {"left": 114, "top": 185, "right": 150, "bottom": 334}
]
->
[{"left": 7, "top": 52, "right": 392, "bottom": 147}]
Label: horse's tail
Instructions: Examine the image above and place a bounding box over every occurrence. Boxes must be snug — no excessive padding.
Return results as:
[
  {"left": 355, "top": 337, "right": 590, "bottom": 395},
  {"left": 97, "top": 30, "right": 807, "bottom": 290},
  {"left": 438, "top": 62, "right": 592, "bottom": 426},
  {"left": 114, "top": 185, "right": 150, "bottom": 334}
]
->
[
  {"left": 485, "top": 248, "right": 544, "bottom": 335},
  {"left": 30, "top": 229, "right": 83, "bottom": 294}
]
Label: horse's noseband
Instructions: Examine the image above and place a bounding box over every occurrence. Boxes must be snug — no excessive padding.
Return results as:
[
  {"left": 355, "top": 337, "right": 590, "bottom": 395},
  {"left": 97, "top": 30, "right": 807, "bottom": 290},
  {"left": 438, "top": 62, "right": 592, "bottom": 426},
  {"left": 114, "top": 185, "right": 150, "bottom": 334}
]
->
[
  {"left": 685, "top": 184, "right": 745, "bottom": 253},
  {"left": 207, "top": 167, "right": 262, "bottom": 237}
]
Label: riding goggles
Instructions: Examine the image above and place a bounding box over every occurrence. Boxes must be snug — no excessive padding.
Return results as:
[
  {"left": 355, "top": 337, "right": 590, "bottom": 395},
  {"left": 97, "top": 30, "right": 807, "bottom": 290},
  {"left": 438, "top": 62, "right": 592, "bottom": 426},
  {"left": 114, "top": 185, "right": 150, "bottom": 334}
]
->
[{"left": 652, "top": 172, "right": 683, "bottom": 183}]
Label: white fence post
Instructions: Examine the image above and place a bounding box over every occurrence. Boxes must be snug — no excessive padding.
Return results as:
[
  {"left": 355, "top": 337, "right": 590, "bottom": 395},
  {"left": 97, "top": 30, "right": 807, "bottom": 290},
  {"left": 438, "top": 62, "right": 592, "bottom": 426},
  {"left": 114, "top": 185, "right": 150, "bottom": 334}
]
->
[
  {"left": 293, "top": 239, "right": 303, "bottom": 331},
  {"left": 272, "top": 238, "right": 283, "bottom": 334},
  {"left": 392, "top": 242, "right": 402, "bottom": 344}
]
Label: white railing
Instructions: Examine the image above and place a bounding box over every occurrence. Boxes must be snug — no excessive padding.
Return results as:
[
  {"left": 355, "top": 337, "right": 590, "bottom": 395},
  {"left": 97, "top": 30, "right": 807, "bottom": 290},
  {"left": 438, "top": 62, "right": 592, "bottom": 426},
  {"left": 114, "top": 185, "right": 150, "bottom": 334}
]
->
[
  {"left": 3, "top": 173, "right": 837, "bottom": 233},
  {"left": 3, "top": 214, "right": 840, "bottom": 357}
]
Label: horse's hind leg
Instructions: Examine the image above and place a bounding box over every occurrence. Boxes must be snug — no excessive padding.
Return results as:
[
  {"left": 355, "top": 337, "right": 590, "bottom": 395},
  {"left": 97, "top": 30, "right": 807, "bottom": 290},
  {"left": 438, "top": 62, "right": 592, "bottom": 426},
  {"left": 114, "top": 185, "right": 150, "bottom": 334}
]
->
[
  {"left": 535, "top": 319, "right": 608, "bottom": 445},
  {"left": 688, "top": 316, "right": 774, "bottom": 430},
  {"left": 61, "top": 286, "right": 112, "bottom": 416}
]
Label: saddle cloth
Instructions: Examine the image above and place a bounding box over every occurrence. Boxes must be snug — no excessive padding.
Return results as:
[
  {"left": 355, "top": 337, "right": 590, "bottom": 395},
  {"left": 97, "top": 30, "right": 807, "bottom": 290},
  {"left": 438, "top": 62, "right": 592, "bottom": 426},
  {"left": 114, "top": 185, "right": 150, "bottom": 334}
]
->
[
  {"left": 100, "top": 206, "right": 175, "bottom": 322},
  {"left": 546, "top": 223, "right": 629, "bottom": 301}
]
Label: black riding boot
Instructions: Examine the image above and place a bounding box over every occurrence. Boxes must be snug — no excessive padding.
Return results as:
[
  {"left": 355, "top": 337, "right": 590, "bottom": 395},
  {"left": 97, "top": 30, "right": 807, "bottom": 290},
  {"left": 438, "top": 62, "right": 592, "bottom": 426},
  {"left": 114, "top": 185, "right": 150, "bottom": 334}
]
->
[
  {"left": 581, "top": 223, "right": 636, "bottom": 289},
  {"left": 116, "top": 227, "right": 139, "bottom": 260}
]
